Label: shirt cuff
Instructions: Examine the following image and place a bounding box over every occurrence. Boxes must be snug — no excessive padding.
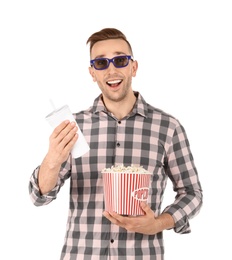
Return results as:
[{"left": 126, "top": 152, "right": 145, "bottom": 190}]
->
[
  {"left": 162, "top": 205, "right": 191, "bottom": 234},
  {"left": 29, "top": 166, "right": 59, "bottom": 206}
]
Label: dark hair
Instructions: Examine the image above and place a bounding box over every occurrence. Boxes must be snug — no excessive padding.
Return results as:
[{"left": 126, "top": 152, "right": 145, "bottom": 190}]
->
[{"left": 86, "top": 28, "right": 133, "bottom": 56}]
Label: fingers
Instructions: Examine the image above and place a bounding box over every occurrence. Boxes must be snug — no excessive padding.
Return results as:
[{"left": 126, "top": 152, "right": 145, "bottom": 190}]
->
[
  {"left": 52, "top": 120, "right": 76, "bottom": 138},
  {"left": 103, "top": 211, "right": 119, "bottom": 225},
  {"left": 140, "top": 202, "right": 150, "bottom": 214},
  {"left": 49, "top": 120, "right": 78, "bottom": 155},
  {"left": 103, "top": 204, "right": 156, "bottom": 234},
  {"left": 103, "top": 211, "right": 141, "bottom": 232},
  {"left": 103, "top": 211, "right": 130, "bottom": 230},
  {"left": 58, "top": 123, "right": 77, "bottom": 147}
]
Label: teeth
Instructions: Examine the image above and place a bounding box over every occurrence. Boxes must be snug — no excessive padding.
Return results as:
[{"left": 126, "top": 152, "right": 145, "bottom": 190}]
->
[{"left": 107, "top": 79, "right": 121, "bottom": 84}]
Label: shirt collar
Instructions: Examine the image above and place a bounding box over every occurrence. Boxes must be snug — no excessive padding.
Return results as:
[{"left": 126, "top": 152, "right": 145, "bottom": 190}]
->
[{"left": 91, "top": 91, "right": 148, "bottom": 118}]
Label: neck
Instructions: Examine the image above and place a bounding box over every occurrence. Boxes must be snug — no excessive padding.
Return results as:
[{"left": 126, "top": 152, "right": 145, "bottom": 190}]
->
[{"left": 102, "top": 91, "right": 136, "bottom": 120}]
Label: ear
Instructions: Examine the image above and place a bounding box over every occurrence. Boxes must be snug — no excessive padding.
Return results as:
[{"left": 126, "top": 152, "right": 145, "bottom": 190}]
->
[
  {"left": 132, "top": 60, "right": 138, "bottom": 77},
  {"left": 89, "top": 67, "right": 97, "bottom": 82}
]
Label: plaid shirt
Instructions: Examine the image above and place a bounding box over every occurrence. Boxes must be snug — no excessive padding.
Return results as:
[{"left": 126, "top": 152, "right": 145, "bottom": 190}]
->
[{"left": 29, "top": 92, "right": 203, "bottom": 260}]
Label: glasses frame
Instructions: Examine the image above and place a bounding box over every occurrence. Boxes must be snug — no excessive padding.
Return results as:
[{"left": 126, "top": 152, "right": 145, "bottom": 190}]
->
[{"left": 90, "top": 55, "right": 133, "bottom": 70}]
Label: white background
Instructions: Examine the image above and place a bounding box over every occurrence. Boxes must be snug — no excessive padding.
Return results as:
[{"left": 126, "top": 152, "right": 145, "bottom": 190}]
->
[{"left": 0, "top": 0, "right": 231, "bottom": 259}]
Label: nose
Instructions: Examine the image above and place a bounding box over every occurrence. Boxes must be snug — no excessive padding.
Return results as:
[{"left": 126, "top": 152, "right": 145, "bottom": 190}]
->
[{"left": 107, "top": 60, "right": 117, "bottom": 71}]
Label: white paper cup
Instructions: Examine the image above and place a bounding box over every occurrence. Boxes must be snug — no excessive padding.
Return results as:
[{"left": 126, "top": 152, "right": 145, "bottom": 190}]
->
[
  {"left": 45, "top": 105, "right": 90, "bottom": 158},
  {"left": 102, "top": 171, "right": 151, "bottom": 216}
]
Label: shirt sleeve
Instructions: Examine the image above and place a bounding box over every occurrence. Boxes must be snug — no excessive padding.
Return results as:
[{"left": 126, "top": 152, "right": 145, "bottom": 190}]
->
[
  {"left": 28, "top": 156, "right": 72, "bottom": 207},
  {"left": 162, "top": 121, "right": 203, "bottom": 234}
]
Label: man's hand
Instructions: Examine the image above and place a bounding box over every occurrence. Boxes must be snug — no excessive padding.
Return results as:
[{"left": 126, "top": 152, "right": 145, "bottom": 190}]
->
[
  {"left": 46, "top": 120, "right": 78, "bottom": 167},
  {"left": 103, "top": 202, "right": 175, "bottom": 235},
  {"left": 38, "top": 120, "right": 78, "bottom": 194}
]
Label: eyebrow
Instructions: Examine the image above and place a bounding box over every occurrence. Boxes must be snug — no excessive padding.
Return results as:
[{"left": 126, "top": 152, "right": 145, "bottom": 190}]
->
[{"left": 93, "top": 52, "right": 127, "bottom": 59}]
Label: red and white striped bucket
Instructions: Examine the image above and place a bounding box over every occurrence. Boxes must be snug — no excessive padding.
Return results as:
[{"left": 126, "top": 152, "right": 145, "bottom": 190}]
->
[{"left": 102, "top": 171, "right": 151, "bottom": 216}]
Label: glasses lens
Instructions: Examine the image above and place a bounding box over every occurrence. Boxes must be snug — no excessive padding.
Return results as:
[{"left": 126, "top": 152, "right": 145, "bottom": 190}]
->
[
  {"left": 114, "top": 56, "right": 129, "bottom": 68},
  {"left": 94, "top": 59, "right": 109, "bottom": 70}
]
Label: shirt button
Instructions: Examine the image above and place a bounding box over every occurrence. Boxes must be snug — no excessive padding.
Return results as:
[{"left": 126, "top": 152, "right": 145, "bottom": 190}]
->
[
  {"left": 117, "top": 142, "right": 120, "bottom": 147},
  {"left": 118, "top": 121, "right": 121, "bottom": 124},
  {"left": 110, "top": 239, "right": 114, "bottom": 243}
]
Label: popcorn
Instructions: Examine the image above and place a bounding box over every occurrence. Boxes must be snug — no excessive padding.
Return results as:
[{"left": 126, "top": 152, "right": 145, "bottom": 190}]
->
[{"left": 101, "top": 164, "right": 151, "bottom": 174}]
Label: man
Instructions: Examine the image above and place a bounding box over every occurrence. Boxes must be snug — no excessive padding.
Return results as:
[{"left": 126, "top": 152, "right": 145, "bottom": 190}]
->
[{"left": 29, "top": 28, "right": 203, "bottom": 260}]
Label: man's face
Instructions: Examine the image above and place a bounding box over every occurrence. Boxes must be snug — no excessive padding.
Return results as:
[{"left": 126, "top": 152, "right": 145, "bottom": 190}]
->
[{"left": 89, "top": 39, "right": 138, "bottom": 103}]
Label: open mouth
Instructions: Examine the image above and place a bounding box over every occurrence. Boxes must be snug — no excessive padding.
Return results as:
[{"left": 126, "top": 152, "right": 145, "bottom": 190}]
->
[{"left": 106, "top": 79, "right": 122, "bottom": 88}]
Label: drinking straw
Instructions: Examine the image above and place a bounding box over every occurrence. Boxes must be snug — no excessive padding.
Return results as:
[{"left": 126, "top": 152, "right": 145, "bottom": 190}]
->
[{"left": 49, "top": 98, "right": 56, "bottom": 110}]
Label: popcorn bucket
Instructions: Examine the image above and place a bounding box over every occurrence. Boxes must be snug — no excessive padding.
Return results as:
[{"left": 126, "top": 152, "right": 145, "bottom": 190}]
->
[{"left": 102, "top": 170, "right": 151, "bottom": 216}]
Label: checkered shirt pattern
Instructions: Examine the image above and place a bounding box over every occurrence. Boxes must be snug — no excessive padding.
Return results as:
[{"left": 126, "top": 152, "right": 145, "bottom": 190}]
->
[{"left": 29, "top": 92, "right": 203, "bottom": 260}]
